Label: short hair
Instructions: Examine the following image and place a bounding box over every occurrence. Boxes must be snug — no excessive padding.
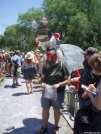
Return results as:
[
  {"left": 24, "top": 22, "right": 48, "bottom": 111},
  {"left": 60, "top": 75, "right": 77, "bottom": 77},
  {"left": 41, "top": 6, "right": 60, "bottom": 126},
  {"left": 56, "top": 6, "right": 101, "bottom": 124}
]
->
[
  {"left": 88, "top": 52, "right": 101, "bottom": 73},
  {"left": 15, "top": 50, "right": 20, "bottom": 54},
  {"left": 46, "top": 48, "right": 57, "bottom": 54}
]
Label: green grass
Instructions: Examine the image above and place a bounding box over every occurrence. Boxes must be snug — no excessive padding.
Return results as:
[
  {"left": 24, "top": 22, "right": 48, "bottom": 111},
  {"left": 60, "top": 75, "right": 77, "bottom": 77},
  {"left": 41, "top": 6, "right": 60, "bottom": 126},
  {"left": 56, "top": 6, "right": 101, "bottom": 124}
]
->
[
  {"left": 33, "top": 77, "right": 44, "bottom": 91},
  {"left": 0, "top": 74, "right": 6, "bottom": 86}
]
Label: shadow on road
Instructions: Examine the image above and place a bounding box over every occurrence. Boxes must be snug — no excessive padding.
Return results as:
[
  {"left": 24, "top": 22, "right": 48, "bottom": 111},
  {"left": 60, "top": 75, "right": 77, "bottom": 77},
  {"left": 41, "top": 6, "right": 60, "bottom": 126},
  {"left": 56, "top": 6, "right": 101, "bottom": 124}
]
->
[
  {"left": 6, "top": 77, "right": 12, "bottom": 79},
  {"left": 12, "top": 92, "right": 27, "bottom": 96},
  {"left": 21, "top": 81, "right": 26, "bottom": 83},
  {"left": 33, "top": 85, "right": 42, "bottom": 88},
  {"left": 3, "top": 118, "right": 54, "bottom": 134},
  {"left": 4, "top": 85, "right": 12, "bottom": 88}
]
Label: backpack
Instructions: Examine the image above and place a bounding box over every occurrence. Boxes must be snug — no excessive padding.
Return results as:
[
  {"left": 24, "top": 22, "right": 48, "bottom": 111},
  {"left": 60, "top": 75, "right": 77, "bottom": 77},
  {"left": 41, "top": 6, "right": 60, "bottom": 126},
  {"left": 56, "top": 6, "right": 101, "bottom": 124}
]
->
[{"left": 74, "top": 105, "right": 101, "bottom": 134}]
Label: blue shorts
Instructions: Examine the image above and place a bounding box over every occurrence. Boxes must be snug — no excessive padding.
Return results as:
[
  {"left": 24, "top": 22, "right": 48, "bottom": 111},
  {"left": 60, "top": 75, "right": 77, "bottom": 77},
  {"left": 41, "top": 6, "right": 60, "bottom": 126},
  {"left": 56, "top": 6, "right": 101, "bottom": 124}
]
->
[{"left": 41, "top": 90, "right": 65, "bottom": 109}]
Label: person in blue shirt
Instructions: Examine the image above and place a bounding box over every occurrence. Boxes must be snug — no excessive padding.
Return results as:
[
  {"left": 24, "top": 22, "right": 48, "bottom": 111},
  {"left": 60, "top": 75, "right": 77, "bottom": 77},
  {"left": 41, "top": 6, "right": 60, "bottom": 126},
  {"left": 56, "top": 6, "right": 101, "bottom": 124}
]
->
[{"left": 12, "top": 50, "right": 21, "bottom": 88}]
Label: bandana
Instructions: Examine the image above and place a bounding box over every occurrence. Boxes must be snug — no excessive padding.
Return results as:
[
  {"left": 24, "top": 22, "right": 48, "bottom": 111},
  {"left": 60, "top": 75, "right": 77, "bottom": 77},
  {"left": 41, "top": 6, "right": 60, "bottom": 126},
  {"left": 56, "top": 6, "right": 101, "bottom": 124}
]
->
[{"left": 46, "top": 52, "right": 57, "bottom": 57}]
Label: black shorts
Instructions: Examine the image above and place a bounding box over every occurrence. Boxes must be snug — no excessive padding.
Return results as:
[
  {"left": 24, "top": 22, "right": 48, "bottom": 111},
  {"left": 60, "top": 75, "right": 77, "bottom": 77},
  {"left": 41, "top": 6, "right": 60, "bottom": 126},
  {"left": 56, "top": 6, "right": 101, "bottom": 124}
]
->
[
  {"left": 13, "top": 66, "right": 18, "bottom": 77},
  {"left": 24, "top": 68, "right": 34, "bottom": 80},
  {"left": 24, "top": 74, "right": 34, "bottom": 80}
]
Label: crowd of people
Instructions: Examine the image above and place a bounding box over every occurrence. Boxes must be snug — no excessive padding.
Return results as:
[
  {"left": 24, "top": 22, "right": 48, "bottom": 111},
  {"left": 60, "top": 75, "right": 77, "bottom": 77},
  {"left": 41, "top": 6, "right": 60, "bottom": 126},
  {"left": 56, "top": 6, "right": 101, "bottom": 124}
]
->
[
  {"left": 0, "top": 49, "right": 43, "bottom": 89},
  {"left": 0, "top": 46, "right": 101, "bottom": 133}
]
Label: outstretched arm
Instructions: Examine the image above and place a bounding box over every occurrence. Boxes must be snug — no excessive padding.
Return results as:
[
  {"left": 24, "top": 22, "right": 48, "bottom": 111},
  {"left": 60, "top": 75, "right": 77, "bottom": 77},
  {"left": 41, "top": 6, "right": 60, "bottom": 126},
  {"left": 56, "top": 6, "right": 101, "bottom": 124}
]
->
[{"left": 52, "top": 75, "right": 71, "bottom": 89}]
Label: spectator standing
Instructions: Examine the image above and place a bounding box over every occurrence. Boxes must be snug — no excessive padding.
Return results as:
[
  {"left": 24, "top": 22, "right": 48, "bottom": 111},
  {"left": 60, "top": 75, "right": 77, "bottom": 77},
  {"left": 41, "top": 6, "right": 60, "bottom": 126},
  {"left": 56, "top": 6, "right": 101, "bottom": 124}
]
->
[
  {"left": 6, "top": 53, "right": 12, "bottom": 76},
  {"left": 71, "top": 69, "right": 80, "bottom": 90},
  {"left": 36, "top": 49, "right": 71, "bottom": 134},
  {"left": 37, "top": 53, "right": 43, "bottom": 77},
  {"left": 0, "top": 52, "right": 3, "bottom": 71},
  {"left": 59, "top": 47, "right": 99, "bottom": 108},
  {"left": 12, "top": 50, "right": 21, "bottom": 88},
  {"left": 77, "top": 47, "right": 99, "bottom": 108},
  {"left": 22, "top": 52, "right": 39, "bottom": 94},
  {"left": 1, "top": 50, "right": 6, "bottom": 73},
  {"left": 74, "top": 52, "right": 101, "bottom": 133},
  {"left": 0, "top": 66, "right": 2, "bottom": 78}
]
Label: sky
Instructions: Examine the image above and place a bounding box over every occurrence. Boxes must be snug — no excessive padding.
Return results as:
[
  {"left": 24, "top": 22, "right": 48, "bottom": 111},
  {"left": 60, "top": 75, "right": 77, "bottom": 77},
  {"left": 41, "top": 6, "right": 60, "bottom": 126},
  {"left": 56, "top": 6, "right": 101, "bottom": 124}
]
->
[{"left": 0, "top": 0, "right": 43, "bottom": 35}]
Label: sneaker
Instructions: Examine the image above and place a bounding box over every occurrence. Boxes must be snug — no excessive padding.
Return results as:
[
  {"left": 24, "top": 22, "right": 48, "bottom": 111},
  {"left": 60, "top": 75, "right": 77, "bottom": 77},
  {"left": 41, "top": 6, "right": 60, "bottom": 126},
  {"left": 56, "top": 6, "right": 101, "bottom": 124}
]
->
[
  {"left": 16, "top": 82, "right": 21, "bottom": 86},
  {"left": 12, "top": 84, "right": 18, "bottom": 88}
]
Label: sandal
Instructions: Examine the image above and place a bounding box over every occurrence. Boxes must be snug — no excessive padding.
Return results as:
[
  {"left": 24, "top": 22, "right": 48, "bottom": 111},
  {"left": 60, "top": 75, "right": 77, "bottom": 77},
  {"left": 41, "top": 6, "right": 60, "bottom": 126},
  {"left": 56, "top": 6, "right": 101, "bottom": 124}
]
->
[
  {"left": 54, "top": 127, "right": 59, "bottom": 134},
  {"left": 36, "top": 126, "right": 48, "bottom": 134}
]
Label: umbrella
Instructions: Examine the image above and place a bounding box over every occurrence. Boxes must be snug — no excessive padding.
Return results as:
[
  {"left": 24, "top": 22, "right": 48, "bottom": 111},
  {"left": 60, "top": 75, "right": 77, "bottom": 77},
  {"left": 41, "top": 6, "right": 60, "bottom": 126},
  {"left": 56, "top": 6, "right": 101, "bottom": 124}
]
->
[{"left": 57, "top": 44, "right": 84, "bottom": 73}]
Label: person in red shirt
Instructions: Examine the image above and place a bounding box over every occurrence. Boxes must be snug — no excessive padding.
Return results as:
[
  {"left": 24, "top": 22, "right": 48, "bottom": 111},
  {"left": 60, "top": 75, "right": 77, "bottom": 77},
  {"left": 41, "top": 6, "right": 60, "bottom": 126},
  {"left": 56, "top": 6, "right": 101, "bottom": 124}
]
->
[
  {"left": 0, "top": 68, "right": 2, "bottom": 77},
  {"left": 71, "top": 69, "right": 80, "bottom": 90}
]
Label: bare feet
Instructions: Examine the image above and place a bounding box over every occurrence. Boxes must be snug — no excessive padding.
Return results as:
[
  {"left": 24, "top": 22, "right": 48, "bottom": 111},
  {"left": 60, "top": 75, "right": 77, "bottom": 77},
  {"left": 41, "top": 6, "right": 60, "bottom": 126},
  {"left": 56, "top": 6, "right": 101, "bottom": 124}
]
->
[
  {"left": 30, "top": 91, "right": 33, "bottom": 94},
  {"left": 27, "top": 92, "right": 30, "bottom": 95}
]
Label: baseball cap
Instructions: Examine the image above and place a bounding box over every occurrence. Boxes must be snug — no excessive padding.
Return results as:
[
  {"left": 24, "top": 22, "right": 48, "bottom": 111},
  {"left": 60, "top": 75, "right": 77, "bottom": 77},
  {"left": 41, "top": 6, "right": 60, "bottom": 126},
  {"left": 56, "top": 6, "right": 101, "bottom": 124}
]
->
[{"left": 82, "top": 47, "right": 98, "bottom": 55}]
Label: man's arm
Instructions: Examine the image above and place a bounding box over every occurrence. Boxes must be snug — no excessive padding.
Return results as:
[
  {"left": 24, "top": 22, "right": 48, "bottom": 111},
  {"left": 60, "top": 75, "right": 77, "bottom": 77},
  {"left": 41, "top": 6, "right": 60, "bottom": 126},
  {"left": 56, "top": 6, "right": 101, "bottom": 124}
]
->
[
  {"left": 39, "top": 74, "right": 45, "bottom": 84},
  {"left": 59, "top": 75, "right": 71, "bottom": 86},
  {"left": 52, "top": 75, "right": 71, "bottom": 89},
  {"left": 39, "top": 74, "right": 46, "bottom": 88}
]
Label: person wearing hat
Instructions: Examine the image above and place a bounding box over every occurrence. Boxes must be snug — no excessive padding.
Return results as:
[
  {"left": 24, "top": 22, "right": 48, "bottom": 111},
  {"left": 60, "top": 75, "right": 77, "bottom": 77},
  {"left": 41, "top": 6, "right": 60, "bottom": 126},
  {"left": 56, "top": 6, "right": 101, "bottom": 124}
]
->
[
  {"left": 21, "top": 52, "right": 39, "bottom": 95},
  {"left": 37, "top": 53, "right": 43, "bottom": 77},
  {"left": 57, "top": 47, "right": 99, "bottom": 108},
  {"left": 74, "top": 52, "right": 101, "bottom": 133},
  {"left": 0, "top": 52, "right": 3, "bottom": 71},
  {"left": 36, "top": 49, "right": 71, "bottom": 134},
  {"left": 77, "top": 47, "right": 100, "bottom": 108},
  {"left": 1, "top": 50, "right": 6, "bottom": 73},
  {"left": 12, "top": 50, "right": 21, "bottom": 88}
]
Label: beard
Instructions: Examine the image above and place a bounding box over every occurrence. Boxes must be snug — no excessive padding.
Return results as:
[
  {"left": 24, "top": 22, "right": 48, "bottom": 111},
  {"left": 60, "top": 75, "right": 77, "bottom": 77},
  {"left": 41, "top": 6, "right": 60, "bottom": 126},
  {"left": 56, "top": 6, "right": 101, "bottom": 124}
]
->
[
  {"left": 44, "top": 60, "right": 53, "bottom": 69},
  {"left": 44, "top": 58, "right": 57, "bottom": 69},
  {"left": 83, "top": 59, "right": 90, "bottom": 68}
]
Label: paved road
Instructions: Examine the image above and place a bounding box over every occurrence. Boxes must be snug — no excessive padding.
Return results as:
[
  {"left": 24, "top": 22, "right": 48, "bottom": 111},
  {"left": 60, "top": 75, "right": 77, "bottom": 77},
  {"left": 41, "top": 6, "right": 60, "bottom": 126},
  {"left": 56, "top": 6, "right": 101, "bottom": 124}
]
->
[{"left": 0, "top": 76, "right": 73, "bottom": 134}]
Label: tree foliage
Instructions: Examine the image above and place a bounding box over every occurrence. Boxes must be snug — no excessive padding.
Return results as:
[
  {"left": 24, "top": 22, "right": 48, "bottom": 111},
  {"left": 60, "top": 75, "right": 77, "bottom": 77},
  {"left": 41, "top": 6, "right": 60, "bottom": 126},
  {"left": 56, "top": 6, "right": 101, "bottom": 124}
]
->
[
  {"left": 42, "top": 0, "right": 101, "bottom": 50},
  {"left": 0, "top": 8, "right": 44, "bottom": 51}
]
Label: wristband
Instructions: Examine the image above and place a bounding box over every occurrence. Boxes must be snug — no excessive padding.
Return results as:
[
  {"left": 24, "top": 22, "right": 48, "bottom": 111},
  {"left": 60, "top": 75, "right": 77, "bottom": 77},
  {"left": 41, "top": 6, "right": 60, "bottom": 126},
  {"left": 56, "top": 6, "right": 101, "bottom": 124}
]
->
[{"left": 58, "top": 83, "right": 61, "bottom": 87}]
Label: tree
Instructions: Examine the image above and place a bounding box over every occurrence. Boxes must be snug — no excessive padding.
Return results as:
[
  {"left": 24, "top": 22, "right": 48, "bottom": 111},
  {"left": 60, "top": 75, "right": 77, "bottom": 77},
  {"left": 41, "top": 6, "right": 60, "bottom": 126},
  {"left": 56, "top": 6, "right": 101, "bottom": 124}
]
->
[
  {"left": 0, "top": 35, "right": 4, "bottom": 49},
  {"left": 17, "top": 8, "right": 45, "bottom": 51},
  {"left": 42, "top": 0, "right": 101, "bottom": 50}
]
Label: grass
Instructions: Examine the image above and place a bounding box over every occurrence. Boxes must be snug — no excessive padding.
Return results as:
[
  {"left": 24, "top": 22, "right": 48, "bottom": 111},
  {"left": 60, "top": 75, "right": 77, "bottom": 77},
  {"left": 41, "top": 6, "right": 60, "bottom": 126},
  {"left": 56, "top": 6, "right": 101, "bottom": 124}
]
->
[
  {"left": 0, "top": 74, "right": 6, "bottom": 86},
  {"left": 33, "top": 77, "right": 44, "bottom": 91}
]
